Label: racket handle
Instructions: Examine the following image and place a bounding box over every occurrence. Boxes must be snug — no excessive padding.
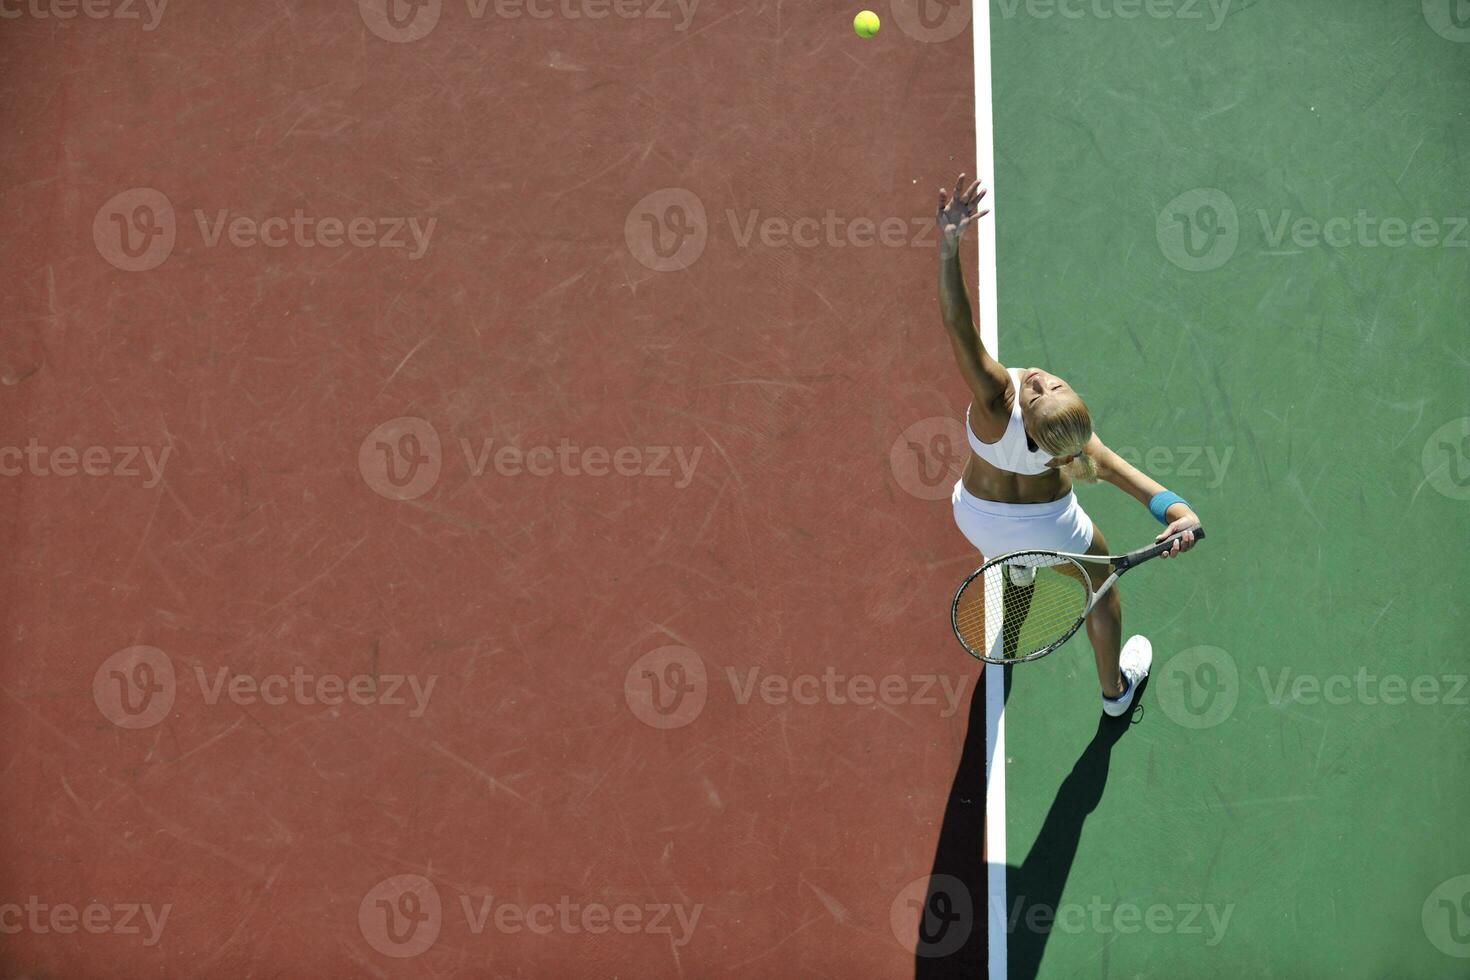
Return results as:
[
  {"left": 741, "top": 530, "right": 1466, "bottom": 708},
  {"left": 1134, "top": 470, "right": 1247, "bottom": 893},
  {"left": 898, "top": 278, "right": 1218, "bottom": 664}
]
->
[{"left": 1115, "top": 525, "right": 1205, "bottom": 570}]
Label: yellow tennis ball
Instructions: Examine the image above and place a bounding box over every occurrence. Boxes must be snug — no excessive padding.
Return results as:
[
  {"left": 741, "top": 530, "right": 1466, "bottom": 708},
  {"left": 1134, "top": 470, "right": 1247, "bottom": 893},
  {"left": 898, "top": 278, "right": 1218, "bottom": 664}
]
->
[{"left": 853, "top": 10, "right": 880, "bottom": 38}]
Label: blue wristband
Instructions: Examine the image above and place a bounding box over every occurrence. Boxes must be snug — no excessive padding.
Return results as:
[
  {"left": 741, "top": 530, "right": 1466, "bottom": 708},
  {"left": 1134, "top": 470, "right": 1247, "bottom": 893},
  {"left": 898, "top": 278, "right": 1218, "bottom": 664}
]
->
[{"left": 1149, "top": 490, "right": 1187, "bottom": 525}]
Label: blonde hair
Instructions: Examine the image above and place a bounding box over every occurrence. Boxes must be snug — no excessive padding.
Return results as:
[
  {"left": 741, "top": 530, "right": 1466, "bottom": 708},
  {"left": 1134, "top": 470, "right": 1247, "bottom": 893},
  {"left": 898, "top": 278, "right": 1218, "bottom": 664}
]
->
[{"left": 1032, "top": 392, "right": 1099, "bottom": 484}]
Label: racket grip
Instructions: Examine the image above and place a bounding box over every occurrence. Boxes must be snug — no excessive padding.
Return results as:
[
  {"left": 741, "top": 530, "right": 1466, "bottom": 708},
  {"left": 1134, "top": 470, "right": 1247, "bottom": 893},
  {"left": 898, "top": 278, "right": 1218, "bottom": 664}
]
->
[
  {"left": 1163, "top": 525, "right": 1204, "bottom": 547},
  {"left": 1116, "top": 525, "right": 1205, "bottom": 569}
]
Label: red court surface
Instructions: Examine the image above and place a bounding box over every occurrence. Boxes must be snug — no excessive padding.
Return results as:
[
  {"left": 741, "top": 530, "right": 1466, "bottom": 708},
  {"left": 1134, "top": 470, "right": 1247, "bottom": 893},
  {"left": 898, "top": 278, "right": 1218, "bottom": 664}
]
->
[{"left": 1, "top": 1, "right": 994, "bottom": 977}]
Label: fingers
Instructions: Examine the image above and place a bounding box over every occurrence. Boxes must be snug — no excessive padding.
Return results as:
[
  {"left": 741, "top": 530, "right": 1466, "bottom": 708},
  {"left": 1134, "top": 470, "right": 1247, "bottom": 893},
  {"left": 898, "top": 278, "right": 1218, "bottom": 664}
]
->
[
  {"left": 1162, "top": 525, "right": 1197, "bottom": 558},
  {"left": 958, "top": 209, "right": 991, "bottom": 229},
  {"left": 940, "top": 177, "right": 992, "bottom": 222},
  {"left": 944, "top": 174, "right": 992, "bottom": 201}
]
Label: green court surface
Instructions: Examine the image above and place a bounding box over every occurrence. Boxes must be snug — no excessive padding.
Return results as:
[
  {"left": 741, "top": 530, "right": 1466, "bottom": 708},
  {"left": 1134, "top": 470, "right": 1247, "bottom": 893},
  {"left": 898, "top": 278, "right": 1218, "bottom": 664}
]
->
[{"left": 989, "top": 1, "right": 1470, "bottom": 976}]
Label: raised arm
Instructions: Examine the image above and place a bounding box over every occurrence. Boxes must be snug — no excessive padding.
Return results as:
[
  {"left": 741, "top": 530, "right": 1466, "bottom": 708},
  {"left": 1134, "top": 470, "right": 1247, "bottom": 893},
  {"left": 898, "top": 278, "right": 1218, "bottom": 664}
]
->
[
  {"left": 1087, "top": 435, "right": 1203, "bottom": 556},
  {"left": 937, "top": 175, "right": 1009, "bottom": 412}
]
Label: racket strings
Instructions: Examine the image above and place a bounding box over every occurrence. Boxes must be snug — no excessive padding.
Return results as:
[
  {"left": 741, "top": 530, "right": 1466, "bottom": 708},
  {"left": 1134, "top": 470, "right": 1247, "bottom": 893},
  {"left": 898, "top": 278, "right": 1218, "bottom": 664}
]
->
[{"left": 954, "top": 553, "right": 1093, "bottom": 661}]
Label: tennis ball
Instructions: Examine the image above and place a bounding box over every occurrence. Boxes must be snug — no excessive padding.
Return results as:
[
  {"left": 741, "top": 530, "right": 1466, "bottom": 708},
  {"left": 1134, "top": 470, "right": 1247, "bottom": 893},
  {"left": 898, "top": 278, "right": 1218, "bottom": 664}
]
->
[{"left": 853, "top": 10, "right": 880, "bottom": 38}]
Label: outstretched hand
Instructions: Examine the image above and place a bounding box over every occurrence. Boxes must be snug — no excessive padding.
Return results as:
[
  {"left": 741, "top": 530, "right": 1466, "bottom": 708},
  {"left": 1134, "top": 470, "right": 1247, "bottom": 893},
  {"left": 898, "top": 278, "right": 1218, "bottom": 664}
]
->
[{"left": 937, "top": 174, "right": 989, "bottom": 254}]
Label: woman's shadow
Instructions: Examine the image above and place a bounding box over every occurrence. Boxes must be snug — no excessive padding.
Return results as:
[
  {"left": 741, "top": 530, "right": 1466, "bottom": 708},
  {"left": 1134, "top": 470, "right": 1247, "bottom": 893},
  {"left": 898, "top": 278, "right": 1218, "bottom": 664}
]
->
[{"left": 912, "top": 667, "right": 1147, "bottom": 980}]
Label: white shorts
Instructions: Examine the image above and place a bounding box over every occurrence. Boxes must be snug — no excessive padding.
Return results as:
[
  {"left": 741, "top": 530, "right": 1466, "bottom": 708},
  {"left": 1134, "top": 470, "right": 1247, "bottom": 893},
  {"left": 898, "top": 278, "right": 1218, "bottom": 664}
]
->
[{"left": 951, "top": 481, "right": 1096, "bottom": 558}]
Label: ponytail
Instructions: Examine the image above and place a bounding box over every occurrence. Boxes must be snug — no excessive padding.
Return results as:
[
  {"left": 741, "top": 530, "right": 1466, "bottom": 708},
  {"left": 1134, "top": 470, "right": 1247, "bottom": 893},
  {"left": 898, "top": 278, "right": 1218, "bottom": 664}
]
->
[{"left": 1061, "top": 452, "right": 1099, "bottom": 484}]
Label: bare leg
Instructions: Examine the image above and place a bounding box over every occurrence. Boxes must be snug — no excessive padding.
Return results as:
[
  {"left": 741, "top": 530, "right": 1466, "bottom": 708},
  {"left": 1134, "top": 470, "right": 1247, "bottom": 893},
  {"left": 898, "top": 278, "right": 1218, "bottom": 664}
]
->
[
  {"left": 1081, "top": 527, "right": 1125, "bottom": 697},
  {"left": 1000, "top": 566, "right": 1036, "bottom": 660},
  {"left": 953, "top": 546, "right": 1038, "bottom": 661}
]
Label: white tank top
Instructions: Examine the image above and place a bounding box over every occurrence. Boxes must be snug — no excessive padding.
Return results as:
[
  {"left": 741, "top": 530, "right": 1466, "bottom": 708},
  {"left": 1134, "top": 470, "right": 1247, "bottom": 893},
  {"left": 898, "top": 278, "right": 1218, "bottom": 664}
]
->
[{"left": 966, "top": 368, "right": 1055, "bottom": 476}]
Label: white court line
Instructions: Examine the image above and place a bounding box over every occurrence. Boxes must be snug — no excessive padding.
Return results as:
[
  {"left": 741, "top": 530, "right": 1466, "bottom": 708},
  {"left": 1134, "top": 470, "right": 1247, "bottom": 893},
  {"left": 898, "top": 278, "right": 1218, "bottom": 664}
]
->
[{"left": 971, "top": 3, "right": 1007, "bottom": 978}]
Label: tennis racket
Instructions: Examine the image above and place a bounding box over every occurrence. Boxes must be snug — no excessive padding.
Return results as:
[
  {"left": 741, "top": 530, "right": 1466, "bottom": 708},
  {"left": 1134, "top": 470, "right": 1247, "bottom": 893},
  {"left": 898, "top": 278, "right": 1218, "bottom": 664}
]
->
[{"left": 951, "top": 526, "right": 1205, "bottom": 665}]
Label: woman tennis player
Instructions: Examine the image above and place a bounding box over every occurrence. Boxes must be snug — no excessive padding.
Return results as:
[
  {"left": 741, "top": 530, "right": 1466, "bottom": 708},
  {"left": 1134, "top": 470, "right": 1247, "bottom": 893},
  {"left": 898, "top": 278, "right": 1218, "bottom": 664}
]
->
[{"left": 936, "top": 175, "right": 1202, "bottom": 716}]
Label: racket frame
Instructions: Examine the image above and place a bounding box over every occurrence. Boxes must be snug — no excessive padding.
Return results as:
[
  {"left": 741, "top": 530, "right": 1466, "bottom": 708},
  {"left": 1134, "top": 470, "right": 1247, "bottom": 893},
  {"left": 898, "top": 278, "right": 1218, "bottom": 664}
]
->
[{"left": 950, "top": 526, "right": 1205, "bottom": 665}]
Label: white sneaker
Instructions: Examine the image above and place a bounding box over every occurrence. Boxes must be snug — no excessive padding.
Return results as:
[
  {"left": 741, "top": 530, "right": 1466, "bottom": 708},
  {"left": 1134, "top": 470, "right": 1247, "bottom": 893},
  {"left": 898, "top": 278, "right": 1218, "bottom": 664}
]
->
[
  {"left": 1102, "top": 635, "right": 1153, "bottom": 717},
  {"left": 1007, "top": 563, "right": 1037, "bottom": 588}
]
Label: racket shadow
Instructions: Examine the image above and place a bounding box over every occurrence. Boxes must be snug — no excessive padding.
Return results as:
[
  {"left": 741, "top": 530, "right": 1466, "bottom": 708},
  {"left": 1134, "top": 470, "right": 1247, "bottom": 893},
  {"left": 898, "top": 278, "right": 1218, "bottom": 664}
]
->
[{"left": 913, "top": 672, "right": 1147, "bottom": 980}]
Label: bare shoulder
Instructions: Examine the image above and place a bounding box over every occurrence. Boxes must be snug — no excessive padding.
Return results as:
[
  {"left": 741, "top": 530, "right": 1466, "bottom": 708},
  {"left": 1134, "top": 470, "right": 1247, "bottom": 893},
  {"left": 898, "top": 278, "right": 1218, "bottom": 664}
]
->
[{"left": 966, "top": 362, "right": 1014, "bottom": 442}]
